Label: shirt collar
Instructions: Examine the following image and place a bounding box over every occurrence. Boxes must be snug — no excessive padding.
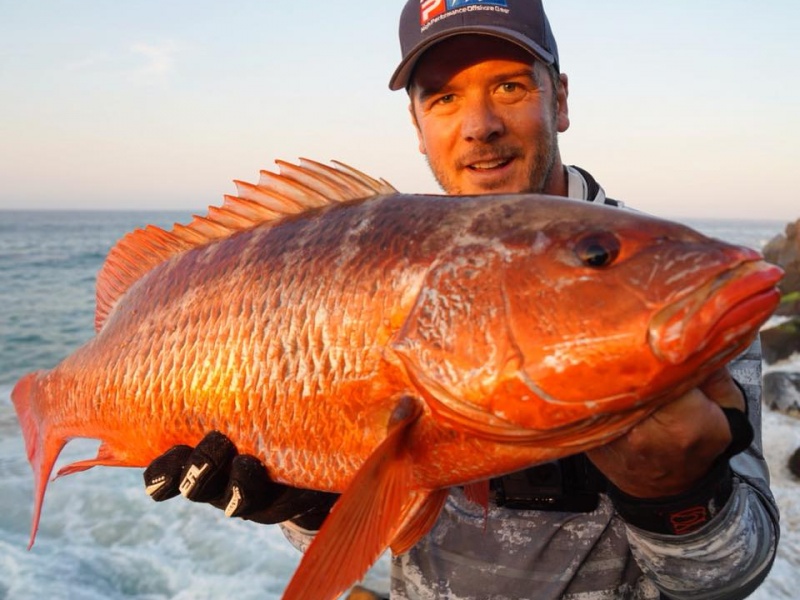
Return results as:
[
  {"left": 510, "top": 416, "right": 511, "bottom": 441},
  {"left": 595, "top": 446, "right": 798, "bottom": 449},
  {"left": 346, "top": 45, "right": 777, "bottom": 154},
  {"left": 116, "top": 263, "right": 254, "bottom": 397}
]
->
[{"left": 565, "top": 165, "right": 607, "bottom": 204}]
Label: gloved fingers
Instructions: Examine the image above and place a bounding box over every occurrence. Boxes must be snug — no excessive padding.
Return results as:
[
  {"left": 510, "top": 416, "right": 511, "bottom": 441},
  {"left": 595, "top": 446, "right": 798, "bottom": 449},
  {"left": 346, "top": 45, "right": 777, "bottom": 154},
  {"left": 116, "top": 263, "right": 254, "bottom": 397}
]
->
[
  {"left": 244, "top": 487, "right": 339, "bottom": 527},
  {"left": 177, "top": 431, "right": 238, "bottom": 503},
  {"left": 143, "top": 444, "right": 193, "bottom": 502},
  {"left": 222, "top": 455, "right": 339, "bottom": 526},
  {"left": 282, "top": 490, "right": 340, "bottom": 530},
  {"left": 142, "top": 431, "right": 340, "bottom": 530},
  {"left": 222, "top": 454, "right": 286, "bottom": 518}
]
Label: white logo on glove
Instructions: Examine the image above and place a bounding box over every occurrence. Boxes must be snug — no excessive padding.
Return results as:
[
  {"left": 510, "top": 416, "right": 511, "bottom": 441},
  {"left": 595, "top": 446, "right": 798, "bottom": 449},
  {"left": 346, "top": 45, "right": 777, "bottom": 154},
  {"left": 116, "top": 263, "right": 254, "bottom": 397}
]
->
[{"left": 179, "top": 462, "right": 209, "bottom": 496}]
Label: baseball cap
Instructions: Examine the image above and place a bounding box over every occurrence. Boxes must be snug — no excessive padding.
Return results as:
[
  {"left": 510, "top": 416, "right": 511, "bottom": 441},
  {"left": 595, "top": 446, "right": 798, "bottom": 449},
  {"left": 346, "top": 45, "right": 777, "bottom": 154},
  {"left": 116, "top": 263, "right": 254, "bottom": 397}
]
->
[{"left": 389, "top": 0, "right": 559, "bottom": 91}]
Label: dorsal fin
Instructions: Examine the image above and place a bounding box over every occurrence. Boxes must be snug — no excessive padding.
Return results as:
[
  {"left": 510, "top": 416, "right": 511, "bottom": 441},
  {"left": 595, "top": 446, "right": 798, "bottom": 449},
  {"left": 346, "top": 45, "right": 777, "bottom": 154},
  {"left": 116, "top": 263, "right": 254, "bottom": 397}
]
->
[{"left": 94, "top": 159, "right": 397, "bottom": 331}]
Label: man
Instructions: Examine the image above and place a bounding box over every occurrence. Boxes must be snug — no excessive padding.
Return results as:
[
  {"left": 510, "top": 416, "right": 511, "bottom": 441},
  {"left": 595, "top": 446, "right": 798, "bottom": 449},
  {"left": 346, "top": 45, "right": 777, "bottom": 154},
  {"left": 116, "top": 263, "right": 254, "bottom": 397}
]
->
[{"left": 144, "top": 1, "right": 779, "bottom": 597}]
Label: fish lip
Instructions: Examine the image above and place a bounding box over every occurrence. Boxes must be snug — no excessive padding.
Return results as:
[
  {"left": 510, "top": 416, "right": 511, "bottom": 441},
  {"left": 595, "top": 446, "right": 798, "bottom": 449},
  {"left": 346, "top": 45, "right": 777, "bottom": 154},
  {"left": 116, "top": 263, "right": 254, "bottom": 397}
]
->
[{"left": 648, "top": 259, "right": 784, "bottom": 364}]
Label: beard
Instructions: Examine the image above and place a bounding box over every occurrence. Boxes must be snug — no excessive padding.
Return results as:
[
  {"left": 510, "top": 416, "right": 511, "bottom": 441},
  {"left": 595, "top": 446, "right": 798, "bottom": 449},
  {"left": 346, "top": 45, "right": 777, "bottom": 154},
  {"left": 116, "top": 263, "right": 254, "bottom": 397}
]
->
[{"left": 427, "top": 117, "right": 560, "bottom": 196}]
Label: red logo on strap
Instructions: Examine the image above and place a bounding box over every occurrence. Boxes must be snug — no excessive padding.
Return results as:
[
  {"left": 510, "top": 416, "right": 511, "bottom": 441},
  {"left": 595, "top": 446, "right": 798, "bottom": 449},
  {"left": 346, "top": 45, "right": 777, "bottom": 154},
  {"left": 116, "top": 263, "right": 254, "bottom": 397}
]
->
[{"left": 669, "top": 506, "right": 708, "bottom": 535}]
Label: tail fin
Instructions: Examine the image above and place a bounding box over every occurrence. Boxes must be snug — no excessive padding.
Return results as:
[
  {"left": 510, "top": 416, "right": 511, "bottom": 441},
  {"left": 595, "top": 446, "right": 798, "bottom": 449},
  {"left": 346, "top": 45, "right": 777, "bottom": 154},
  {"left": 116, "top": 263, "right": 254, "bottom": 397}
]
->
[{"left": 11, "top": 372, "right": 67, "bottom": 549}]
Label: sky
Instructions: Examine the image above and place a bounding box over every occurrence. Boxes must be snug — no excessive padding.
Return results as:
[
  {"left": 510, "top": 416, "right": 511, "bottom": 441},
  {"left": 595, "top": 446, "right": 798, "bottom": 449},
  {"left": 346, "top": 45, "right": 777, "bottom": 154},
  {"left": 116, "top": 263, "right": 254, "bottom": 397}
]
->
[{"left": 1, "top": 0, "right": 798, "bottom": 221}]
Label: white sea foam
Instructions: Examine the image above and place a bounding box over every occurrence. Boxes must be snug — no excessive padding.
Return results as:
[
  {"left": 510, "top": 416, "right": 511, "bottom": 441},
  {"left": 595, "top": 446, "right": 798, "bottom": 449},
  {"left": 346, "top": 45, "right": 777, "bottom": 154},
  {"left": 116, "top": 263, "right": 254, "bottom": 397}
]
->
[
  {"left": 749, "top": 407, "right": 800, "bottom": 600},
  {"left": 0, "top": 386, "right": 390, "bottom": 599}
]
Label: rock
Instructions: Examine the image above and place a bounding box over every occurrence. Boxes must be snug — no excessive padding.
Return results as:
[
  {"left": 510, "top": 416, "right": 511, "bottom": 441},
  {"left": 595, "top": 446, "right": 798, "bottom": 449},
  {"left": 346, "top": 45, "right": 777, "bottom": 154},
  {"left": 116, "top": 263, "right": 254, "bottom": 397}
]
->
[
  {"left": 789, "top": 447, "right": 800, "bottom": 479},
  {"left": 763, "top": 371, "right": 800, "bottom": 417},
  {"left": 763, "top": 218, "right": 800, "bottom": 304},
  {"left": 761, "top": 319, "right": 800, "bottom": 364},
  {"left": 761, "top": 219, "right": 800, "bottom": 361},
  {"left": 776, "top": 292, "right": 800, "bottom": 317}
]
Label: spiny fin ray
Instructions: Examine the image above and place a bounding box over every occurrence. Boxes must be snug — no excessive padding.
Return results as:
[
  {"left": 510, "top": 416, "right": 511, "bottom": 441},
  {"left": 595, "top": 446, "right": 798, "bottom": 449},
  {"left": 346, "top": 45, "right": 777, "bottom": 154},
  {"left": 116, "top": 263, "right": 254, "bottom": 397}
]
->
[{"left": 94, "top": 159, "right": 397, "bottom": 331}]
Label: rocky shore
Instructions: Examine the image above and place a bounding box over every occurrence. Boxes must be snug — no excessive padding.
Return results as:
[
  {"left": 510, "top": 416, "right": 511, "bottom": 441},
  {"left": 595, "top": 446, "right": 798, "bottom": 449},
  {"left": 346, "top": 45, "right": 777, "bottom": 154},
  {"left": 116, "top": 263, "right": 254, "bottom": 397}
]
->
[{"left": 760, "top": 217, "right": 800, "bottom": 478}]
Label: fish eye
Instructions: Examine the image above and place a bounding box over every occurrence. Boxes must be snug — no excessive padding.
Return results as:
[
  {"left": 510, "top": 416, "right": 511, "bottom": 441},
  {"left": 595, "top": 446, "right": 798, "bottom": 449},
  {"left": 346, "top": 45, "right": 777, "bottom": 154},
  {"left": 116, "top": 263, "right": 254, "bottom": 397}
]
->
[{"left": 575, "top": 232, "right": 621, "bottom": 268}]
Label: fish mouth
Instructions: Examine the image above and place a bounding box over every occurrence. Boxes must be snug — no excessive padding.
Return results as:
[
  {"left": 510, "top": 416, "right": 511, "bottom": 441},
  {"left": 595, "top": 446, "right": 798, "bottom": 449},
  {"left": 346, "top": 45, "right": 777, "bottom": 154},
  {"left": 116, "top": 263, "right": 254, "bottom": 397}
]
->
[{"left": 648, "top": 259, "right": 783, "bottom": 365}]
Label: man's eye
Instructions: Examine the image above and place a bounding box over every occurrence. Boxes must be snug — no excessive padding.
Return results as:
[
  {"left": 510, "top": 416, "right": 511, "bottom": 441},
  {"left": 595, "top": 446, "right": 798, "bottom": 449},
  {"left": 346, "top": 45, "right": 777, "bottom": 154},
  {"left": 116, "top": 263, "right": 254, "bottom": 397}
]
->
[
  {"left": 495, "top": 83, "right": 527, "bottom": 102},
  {"left": 435, "top": 94, "right": 455, "bottom": 105},
  {"left": 499, "top": 82, "right": 528, "bottom": 95}
]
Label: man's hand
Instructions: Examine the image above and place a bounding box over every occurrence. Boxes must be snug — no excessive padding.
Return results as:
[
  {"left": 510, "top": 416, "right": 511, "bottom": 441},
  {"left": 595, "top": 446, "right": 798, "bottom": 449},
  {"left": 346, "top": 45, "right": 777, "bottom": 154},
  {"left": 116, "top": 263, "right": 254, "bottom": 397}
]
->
[
  {"left": 143, "top": 431, "right": 338, "bottom": 529},
  {"left": 587, "top": 368, "right": 745, "bottom": 499}
]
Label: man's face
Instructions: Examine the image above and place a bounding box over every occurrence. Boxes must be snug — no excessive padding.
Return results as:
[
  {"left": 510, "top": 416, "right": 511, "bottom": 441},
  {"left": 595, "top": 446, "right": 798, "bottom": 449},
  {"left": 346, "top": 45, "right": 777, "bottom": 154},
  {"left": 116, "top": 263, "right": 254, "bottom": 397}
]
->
[{"left": 409, "top": 35, "right": 569, "bottom": 196}]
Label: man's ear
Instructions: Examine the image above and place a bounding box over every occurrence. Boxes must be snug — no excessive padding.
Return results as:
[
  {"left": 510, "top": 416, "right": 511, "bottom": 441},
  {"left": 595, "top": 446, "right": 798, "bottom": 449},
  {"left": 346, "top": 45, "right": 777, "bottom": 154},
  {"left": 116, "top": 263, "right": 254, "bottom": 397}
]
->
[{"left": 556, "top": 72, "right": 570, "bottom": 133}]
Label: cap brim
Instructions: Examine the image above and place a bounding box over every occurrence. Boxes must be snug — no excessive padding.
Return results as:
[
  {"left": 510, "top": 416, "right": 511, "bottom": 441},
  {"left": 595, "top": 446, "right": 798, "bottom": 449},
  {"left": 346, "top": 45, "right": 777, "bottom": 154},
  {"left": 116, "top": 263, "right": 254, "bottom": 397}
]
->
[{"left": 388, "top": 26, "right": 556, "bottom": 91}]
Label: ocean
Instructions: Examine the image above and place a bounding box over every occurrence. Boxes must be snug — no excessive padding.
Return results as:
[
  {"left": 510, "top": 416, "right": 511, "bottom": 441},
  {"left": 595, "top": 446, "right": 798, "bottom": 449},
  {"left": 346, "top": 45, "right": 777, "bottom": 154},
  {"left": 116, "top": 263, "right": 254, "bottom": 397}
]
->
[{"left": 0, "top": 210, "right": 798, "bottom": 599}]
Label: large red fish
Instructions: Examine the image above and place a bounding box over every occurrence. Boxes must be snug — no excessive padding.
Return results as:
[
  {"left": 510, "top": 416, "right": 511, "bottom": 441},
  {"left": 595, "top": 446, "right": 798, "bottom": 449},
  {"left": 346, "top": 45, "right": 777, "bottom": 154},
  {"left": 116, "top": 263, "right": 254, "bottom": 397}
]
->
[{"left": 12, "top": 159, "right": 782, "bottom": 600}]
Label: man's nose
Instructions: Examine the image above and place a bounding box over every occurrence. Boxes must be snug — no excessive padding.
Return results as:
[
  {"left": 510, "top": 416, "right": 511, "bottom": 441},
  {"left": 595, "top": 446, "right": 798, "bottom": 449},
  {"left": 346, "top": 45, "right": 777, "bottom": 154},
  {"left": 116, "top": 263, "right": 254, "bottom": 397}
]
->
[{"left": 461, "top": 96, "right": 504, "bottom": 142}]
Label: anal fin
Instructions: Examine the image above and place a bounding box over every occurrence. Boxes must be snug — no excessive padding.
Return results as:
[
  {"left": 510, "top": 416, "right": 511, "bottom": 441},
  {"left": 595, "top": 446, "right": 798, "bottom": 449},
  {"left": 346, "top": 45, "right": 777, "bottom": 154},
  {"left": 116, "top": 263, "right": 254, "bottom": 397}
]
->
[{"left": 56, "top": 441, "right": 133, "bottom": 478}]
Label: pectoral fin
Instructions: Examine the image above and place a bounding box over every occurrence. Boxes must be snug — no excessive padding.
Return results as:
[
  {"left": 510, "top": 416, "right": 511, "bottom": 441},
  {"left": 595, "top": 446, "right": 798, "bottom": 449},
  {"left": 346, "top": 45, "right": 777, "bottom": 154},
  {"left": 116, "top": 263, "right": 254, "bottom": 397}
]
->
[{"left": 282, "top": 396, "right": 441, "bottom": 600}]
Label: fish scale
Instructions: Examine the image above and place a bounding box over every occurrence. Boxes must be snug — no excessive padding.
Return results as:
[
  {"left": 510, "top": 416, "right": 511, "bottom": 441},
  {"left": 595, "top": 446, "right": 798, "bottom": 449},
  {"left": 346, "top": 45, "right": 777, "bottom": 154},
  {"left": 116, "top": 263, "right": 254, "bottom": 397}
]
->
[{"left": 11, "top": 159, "right": 783, "bottom": 600}]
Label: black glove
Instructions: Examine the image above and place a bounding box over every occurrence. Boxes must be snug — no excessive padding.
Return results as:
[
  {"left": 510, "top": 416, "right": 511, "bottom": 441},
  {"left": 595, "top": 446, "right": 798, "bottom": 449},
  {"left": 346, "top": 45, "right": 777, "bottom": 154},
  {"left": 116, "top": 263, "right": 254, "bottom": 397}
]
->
[{"left": 143, "top": 431, "right": 339, "bottom": 530}]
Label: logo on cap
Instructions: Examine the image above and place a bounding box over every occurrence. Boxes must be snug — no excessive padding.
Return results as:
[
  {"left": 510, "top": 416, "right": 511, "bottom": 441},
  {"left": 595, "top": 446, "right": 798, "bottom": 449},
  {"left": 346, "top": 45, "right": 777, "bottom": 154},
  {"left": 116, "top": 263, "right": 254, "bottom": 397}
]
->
[{"left": 420, "top": 0, "right": 509, "bottom": 27}]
